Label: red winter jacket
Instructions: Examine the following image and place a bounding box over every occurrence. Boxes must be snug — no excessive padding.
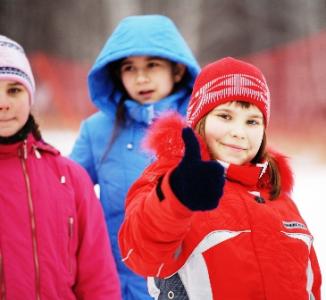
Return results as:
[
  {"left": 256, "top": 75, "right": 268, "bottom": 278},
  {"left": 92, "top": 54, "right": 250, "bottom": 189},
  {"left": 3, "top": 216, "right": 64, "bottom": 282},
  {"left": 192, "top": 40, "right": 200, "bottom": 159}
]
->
[
  {"left": 119, "top": 113, "right": 321, "bottom": 300},
  {"left": 0, "top": 134, "right": 121, "bottom": 300}
]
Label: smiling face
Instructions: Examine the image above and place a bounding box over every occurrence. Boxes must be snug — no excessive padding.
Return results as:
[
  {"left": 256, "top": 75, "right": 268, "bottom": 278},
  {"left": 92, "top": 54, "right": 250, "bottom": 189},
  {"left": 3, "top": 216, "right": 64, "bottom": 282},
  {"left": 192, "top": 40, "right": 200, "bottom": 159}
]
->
[
  {"left": 0, "top": 80, "right": 30, "bottom": 137},
  {"left": 203, "top": 101, "right": 264, "bottom": 165},
  {"left": 119, "top": 56, "right": 185, "bottom": 104}
]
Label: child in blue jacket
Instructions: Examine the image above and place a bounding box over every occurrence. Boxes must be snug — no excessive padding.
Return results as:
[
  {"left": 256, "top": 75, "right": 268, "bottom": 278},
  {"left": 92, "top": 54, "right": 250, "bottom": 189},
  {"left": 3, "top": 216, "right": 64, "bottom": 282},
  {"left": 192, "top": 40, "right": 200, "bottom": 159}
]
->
[{"left": 70, "top": 15, "right": 200, "bottom": 299}]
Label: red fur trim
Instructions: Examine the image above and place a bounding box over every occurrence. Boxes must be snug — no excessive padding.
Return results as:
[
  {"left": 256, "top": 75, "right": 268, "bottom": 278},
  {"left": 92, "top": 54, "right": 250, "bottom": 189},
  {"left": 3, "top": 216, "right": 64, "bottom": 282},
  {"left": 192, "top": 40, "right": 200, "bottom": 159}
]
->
[
  {"left": 142, "top": 111, "right": 212, "bottom": 161},
  {"left": 142, "top": 112, "right": 186, "bottom": 159},
  {"left": 268, "top": 149, "right": 294, "bottom": 193}
]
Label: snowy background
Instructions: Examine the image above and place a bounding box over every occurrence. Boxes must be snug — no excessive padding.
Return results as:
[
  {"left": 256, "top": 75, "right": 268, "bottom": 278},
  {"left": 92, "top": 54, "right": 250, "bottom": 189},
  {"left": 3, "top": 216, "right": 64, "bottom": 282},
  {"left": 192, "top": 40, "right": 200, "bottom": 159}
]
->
[{"left": 43, "top": 129, "right": 326, "bottom": 297}]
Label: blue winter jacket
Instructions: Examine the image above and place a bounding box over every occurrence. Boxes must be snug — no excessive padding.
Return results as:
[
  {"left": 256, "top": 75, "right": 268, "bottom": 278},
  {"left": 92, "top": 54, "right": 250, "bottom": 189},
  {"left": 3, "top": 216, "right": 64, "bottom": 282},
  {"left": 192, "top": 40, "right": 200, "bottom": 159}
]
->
[{"left": 70, "top": 15, "right": 200, "bottom": 300}]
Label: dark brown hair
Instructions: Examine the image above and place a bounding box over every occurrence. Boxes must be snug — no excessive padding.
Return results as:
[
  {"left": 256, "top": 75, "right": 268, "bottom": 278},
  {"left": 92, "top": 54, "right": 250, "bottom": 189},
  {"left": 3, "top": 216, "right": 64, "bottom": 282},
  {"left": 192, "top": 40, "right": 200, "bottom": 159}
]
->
[
  {"left": 99, "top": 59, "right": 127, "bottom": 163},
  {"left": 30, "top": 114, "right": 42, "bottom": 141}
]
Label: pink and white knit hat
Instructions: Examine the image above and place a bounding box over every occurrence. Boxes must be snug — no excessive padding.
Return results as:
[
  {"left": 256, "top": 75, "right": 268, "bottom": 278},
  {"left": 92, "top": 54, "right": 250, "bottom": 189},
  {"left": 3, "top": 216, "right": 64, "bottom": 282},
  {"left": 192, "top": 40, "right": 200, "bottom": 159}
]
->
[
  {"left": 0, "top": 35, "right": 35, "bottom": 104},
  {"left": 187, "top": 57, "right": 270, "bottom": 128}
]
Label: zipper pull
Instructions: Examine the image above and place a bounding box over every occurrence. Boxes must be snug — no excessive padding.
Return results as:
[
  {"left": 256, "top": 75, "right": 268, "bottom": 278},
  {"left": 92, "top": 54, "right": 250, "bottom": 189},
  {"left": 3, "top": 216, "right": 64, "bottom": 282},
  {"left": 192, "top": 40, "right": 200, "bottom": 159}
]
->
[
  {"left": 68, "top": 217, "right": 74, "bottom": 238},
  {"left": 33, "top": 146, "right": 41, "bottom": 159},
  {"left": 60, "top": 176, "right": 66, "bottom": 184}
]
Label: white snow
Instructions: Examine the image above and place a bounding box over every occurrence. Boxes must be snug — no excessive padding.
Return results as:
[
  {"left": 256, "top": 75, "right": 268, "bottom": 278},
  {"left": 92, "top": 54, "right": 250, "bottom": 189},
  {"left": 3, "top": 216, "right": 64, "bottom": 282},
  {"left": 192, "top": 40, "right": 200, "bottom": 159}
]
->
[
  {"left": 43, "top": 130, "right": 326, "bottom": 297},
  {"left": 291, "top": 158, "right": 326, "bottom": 297}
]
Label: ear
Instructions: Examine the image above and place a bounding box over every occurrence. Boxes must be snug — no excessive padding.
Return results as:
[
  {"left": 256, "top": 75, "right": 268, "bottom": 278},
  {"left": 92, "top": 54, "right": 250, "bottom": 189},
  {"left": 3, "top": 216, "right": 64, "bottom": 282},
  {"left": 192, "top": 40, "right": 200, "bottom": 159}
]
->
[{"left": 173, "top": 64, "right": 186, "bottom": 83}]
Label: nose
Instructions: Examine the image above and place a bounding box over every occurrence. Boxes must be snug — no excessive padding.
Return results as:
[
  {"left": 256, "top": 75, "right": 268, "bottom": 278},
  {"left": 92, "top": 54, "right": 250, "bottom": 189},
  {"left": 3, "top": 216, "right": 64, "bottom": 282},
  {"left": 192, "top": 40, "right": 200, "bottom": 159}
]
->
[
  {"left": 0, "top": 95, "right": 10, "bottom": 111},
  {"left": 229, "top": 122, "right": 246, "bottom": 139},
  {"left": 135, "top": 70, "right": 149, "bottom": 84}
]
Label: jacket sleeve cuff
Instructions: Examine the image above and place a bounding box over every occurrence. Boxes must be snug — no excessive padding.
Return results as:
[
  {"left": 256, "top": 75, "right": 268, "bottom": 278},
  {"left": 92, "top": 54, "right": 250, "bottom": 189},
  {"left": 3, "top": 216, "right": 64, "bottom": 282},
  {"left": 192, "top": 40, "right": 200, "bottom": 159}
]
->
[{"left": 146, "top": 168, "right": 194, "bottom": 221}]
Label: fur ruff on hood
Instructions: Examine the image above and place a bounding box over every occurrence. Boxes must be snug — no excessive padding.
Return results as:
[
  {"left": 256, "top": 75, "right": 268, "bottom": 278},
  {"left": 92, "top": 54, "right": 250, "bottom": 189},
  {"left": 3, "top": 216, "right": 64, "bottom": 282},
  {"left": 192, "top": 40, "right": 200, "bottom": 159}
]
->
[{"left": 142, "top": 111, "right": 293, "bottom": 194}]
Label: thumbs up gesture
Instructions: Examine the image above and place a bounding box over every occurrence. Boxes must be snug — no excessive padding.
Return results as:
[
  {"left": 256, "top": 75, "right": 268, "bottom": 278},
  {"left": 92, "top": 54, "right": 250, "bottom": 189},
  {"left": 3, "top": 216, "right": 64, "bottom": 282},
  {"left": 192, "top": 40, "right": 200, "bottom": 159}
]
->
[{"left": 170, "top": 128, "right": 225, "bottom": 211}]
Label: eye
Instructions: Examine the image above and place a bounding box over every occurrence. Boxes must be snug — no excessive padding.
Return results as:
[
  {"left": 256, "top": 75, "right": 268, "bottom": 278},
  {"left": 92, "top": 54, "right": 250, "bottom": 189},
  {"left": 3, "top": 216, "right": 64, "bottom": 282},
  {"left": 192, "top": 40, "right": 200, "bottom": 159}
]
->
[
  {"left": 120, "top": 64, "right": 134, "bottom": 73},
  {"left": 217, "top": 113, "right": 231, "bottom": 120},
  {"left": 147, "top": 61, "right": 160, "bottom": 68},
  {"left": 7, "top": 87, "right": 23, "bottom": 95},
  {"left": 247, "top": 119, "right": 262, "bottom": 126}
]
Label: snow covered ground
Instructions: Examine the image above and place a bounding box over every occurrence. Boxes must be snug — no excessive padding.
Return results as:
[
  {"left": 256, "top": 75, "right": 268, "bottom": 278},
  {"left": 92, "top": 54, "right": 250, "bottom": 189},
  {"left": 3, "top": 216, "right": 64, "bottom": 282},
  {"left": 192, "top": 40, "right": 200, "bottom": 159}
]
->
[{"left": 43, "top": 130, "right": 326, "bottom": 297}]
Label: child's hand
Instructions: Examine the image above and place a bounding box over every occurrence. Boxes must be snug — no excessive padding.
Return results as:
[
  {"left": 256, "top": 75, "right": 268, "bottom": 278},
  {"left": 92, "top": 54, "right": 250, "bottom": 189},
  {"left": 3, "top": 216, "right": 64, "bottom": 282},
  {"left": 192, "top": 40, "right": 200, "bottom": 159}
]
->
[{"left": 170, "top": 127, "right": 225, "bottom": 211}]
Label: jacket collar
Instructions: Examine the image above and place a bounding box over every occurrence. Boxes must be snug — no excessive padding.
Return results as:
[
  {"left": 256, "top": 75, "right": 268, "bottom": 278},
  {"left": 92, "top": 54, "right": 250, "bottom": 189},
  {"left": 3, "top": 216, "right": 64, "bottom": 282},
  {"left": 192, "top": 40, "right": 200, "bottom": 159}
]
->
[
  {"left": 220, "top": 161, "right": 269, "bottom": 188},
  {"left": 124, "top": 88, "right": 188, "bottom": 125},
  {"left": 0, "top": 134, "right": 59, "bottom": 159}
]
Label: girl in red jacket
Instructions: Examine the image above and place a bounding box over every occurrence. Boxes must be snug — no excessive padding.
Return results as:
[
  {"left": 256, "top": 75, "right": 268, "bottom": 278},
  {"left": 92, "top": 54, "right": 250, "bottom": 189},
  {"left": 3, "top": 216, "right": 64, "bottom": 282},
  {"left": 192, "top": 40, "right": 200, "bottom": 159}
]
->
[
  {"left": 119, "top": 57, "right": 322, "bottom": 299},
  {"left": 0, "top": 35, "right": 121, "bottom": 299}
]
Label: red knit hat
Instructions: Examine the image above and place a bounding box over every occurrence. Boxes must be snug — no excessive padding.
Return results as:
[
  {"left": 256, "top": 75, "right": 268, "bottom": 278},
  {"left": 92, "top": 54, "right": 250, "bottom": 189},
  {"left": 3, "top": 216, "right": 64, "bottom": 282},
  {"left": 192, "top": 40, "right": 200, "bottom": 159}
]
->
[{"left": 187, "top": 57, "right": 270, "bottom": 128}]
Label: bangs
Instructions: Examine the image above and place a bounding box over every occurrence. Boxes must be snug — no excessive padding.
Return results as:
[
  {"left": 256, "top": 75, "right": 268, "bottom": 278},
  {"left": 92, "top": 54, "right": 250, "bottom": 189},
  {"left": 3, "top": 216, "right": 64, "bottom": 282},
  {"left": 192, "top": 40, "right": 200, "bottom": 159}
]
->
[{"left": 224, "top": 100, "right": 252, "bottom": 109}]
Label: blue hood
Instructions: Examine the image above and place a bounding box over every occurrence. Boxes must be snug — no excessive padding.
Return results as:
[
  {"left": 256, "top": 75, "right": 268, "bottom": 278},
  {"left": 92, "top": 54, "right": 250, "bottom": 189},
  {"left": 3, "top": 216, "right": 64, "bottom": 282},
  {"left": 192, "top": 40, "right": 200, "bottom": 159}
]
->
[{"left": 88, "top": 14, "right": 200, "bottom": 115}]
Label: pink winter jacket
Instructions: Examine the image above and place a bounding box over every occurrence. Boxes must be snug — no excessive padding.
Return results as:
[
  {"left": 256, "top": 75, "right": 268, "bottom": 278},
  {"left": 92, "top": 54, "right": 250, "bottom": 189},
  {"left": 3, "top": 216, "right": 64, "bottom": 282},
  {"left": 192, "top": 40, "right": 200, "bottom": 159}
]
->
[{"left": 0, "top": 134, "right": 121, "bottom": 300}]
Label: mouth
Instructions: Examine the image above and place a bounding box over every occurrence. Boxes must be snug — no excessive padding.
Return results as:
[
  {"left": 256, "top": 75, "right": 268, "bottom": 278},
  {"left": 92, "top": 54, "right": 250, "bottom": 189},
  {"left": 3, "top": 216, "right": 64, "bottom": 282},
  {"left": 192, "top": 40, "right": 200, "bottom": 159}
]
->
[
  {"left": 0, "top": 118, "right": 14, "bottom": 122},
  {"left": 222, "top": 143, "right": 246, "bottom": 152},
  {"left": 138, "top": 90, "right": 154, "bottom": 98}
]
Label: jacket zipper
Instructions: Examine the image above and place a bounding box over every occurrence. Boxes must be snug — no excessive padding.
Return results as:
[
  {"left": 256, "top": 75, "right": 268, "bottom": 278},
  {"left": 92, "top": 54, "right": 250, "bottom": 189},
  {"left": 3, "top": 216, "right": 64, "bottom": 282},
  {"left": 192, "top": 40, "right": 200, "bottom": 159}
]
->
[
  {"left": 0, "top": 250, "right": 5, "bottom": 300},
  {"left": 21, "top": 141, "right": 41, "bottom": 300},
  {"left": 68, "top": 217, "right": 74, "bottom": 273}
]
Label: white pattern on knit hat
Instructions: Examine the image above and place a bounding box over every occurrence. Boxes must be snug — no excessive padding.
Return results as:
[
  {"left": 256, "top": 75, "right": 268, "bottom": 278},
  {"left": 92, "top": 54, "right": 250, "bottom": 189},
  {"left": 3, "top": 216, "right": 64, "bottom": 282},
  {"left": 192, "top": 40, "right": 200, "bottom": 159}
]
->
[
  {"left": 188, "top": 73, "right": 270, "bottom": 127},
  {"left": 0, "top": 35, "right": 35, "bottom": 104},
  {"left": 187, "top": 57, "right": 271, "bottom": 128}
]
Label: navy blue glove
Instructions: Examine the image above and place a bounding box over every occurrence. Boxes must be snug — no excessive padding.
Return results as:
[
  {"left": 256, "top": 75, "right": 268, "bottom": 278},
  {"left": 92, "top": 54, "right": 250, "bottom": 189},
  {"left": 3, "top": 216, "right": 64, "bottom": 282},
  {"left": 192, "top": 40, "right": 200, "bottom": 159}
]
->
[{"left": 170, "top": 128, "right": 225, "bottom": 211}]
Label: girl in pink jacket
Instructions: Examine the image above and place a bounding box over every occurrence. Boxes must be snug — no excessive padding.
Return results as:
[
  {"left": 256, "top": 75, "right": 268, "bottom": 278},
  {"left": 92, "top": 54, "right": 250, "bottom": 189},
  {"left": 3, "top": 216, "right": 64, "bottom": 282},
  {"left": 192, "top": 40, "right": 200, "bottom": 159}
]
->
[
  {"left": 0, "top": 35, "right": 121, "bottom": 299},
  {"left": 119, "top": 57, "right": 322, "bottom": 299}
]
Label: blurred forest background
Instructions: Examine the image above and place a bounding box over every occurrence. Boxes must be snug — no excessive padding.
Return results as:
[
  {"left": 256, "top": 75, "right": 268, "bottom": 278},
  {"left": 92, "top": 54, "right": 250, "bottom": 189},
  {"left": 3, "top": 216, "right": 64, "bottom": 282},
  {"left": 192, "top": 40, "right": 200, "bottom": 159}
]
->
[{"left": 1, "top": 0, "right": 326, "bottom": 161}]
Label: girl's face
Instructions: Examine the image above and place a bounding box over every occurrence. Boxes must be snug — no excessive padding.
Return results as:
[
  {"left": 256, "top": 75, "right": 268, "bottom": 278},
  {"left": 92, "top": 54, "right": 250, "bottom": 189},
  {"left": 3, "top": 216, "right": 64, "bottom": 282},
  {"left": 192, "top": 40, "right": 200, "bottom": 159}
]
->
[
  {"left": 0, "top": 80, "right": 30, "bottom": 137},
  {"left": 204, "top": 102, "right": 264, "bottom": 165},
  {"left": 120, "top": 56, "right": 185, "bottom": 104}
]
